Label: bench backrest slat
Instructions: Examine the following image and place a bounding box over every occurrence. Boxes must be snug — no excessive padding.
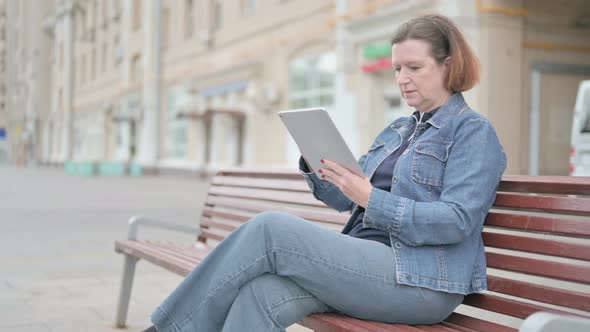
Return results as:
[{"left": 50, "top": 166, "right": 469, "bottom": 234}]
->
[
  {"left": 499, "top": 175, "right": 590, "bottom": 195},
  {"left": 486, "top": 252, "right": 590, "bottom": 284},
  {"left": 494, "top": 193, "right": 590, "bottom": 214},
  {"left": 211, "top": 175, "right": 310, "bottom": 192},
  {"left": 485, "top": 212, "right": 590, "bottom": 237},
  {"left": 209, "top": 186, "right": 325, "bottom": 207},
  {"left": 481, "top": 231, "right": 590, "bottom": 261},
  {"left": 205, "top": 196, "right": 349, "bottom": 225},
  {"left": 199, "top": 169, "right": 590, "bottom": 323},
  {"left": 487, "top": 275, "right": 590, "bottom": 311}
]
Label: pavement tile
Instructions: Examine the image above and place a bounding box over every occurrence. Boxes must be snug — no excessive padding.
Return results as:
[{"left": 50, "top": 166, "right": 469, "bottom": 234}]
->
[{"left": 0, "top": 323, "right": 51, "bottom": 332}]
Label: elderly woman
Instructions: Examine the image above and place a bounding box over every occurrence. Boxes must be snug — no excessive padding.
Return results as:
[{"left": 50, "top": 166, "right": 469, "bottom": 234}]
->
[{"left": 143, "top": 14, "right": 506, "bottom": 332}]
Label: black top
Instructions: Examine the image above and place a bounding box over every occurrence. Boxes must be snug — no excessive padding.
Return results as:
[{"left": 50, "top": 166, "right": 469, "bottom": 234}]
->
[{"left": 344, "top": 110, "right": 438, "bottom": 246}]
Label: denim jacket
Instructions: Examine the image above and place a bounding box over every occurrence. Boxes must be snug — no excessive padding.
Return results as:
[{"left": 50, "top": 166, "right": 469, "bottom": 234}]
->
[{"left": 300, "top": 93, "right": 507, "bottom": 294}]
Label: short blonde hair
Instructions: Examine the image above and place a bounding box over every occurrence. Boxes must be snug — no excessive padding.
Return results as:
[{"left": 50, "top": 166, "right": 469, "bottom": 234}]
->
[{"left": 391, "top": 14, "right": 480, "bottom": 92}]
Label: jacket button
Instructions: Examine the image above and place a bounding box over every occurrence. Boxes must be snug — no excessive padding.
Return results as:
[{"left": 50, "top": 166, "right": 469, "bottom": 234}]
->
[
  {"left": 402, "top": 149, "right": 409, "bottom": 155},
  {"left": 392, "top": 176, "right": 398, "bottom": 183},
  {"left": 394, "top": 242, "right": 403, "bottom": 249}
]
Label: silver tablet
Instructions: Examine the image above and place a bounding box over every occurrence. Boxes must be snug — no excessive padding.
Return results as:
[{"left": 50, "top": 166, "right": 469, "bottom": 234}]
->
[{"left": 278, "top": 108, "right": 364, "bottom": 178}]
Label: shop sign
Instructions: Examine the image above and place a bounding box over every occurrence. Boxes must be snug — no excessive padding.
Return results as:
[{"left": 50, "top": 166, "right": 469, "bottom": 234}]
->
[
  {"left": 361, "top": 58, "right": 392, "bottom": 73},
  {"left": 363, "top": 45, "right": 391, "bottom": 60}
]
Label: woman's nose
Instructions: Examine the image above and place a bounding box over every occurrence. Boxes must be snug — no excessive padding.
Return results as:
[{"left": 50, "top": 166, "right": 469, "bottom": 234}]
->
[
  {"left": 396, "top": 69, "right": 410, "bottom": 84},
  {"left": 397, "top": 72, "right": 410, "bottom": 85}
]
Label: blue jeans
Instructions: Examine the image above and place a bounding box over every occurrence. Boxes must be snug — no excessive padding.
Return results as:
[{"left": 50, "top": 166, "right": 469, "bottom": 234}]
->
[{"left": 151, "top": 212, "right": 464, "bottom": 332}]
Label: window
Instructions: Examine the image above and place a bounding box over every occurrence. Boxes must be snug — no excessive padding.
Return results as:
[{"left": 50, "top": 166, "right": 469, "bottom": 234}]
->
[
  {"left": 113, "top": 34, "right": 121, "bottom": 67},
  {"left": 133, "top": 0, "right": 142, "bottom": 30},
  {"left": 101, "top": 43, "right": 108, "bottom": 73},
  {"left": 213, "top": 0, "right": 222, "bottom": 30},
  {"left": 185, "top": 0, "right": 195, "bottom": 39},
  {"left": 131, "top": 54, "right": 142, "bottom": 83},
  {"left": 91, "top": 47, "right": 96, "bottom": 80},
  {"left": 80, "top": 55, "right": 86, "bottom": 84},
  {"left": 582, "top": 89, "right": 590, "bottom": 133},
  {"left": 58, "top": 89, "right": 63, "bottom": 111},
  {"left": 102, "top": 0, "right": 108, "bottom": 26},
  {"left": 92, "top": 1, "right": 98, "bottom": 26},
  {"left": 165, "top": 88, "right": 188, "bottom": 159},
  {"left": 162, "top": 8, "right": 170, "bottom": 49},
  {"left": 289, "top": 53, "right": 336, "bottom": 109},
  {"left": 59, "top": 43, "right": 63, "bottom": 70},
  {"left": 77, "top": 11, "right": 85, "bottom": 39},
  {"left": 242, "top": 0, "right": 256, "bottom": 16}
]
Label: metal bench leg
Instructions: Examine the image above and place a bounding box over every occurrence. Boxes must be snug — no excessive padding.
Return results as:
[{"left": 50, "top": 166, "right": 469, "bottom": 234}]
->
[{"left": 115, "top": 254, "right": 140, "bottom": 328}]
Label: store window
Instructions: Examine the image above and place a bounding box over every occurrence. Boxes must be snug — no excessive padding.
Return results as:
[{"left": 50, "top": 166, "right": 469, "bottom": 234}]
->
[
  {"left": 242, "top": 0, "right": 256, "bottom": 16},
  {"left": 133, "top": 0, "right": 142, "bottom": 30},
  {"left": 289, "top": 53, "right": 336, "bottom": 109},
  {"left": 287, "top": 52, "right": 336, "bottom": 164},
  {"left": 185, "top": 0, "right": 195, "bottom": 39},
  {"left": 165, "top": 87, "right": 188, "bottom": 159}
]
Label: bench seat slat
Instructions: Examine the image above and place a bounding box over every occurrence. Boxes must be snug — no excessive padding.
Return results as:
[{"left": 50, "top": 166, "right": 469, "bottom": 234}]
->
[
  {"left": 481, "top": 231, "right": 590, "bottom": 261},
  {"left": 445, "top": 313, "right": 516, "bottom": 332},
  {"left": 115, "top": 240, "right": 196, "bottom": 276},
  {"left": 485, "top": 212, "right": 590, "bottom": 237},
  {"left": 143, "top": 241, "right": 204, "bottom": 265},
  {"left": 486, "top": 252, "right": 590, "bottom": 284},
  {"left": 439, "top": 322, "right": 480, "bottom": 332},
  {"left": 494, "top": 193, "right": 590, "bottom": 214},
  {"left": 301, "top": 313, "right": 436, "bottom": 332},
  {"left": 487, "top": 275, "right": 590, "bottom": 311},
  {"left": 209, "top": 186, "right": 325, "bottom": 207},
  {"left": 212, "top": 175, "right": 311, "bottom": 192},
  {"left": 300, "top": 313, "right": 383, "bottom": 332},
  {"left": 463, "top": 293, "right": 586, "bottom": 320}
]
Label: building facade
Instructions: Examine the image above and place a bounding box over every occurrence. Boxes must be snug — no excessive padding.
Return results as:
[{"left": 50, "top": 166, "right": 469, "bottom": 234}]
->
[
  {"left": 0, "top": 0, "right": 6, "bottom": 163},
  {"left": 4, "top": 0, "right": 54, "bottom": 166},
  {"left": 4, "top": 0, "right": 590, "bottom": 175}
]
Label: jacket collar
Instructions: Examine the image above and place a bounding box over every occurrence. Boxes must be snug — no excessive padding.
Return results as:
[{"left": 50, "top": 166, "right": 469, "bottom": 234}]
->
[
  {"left": 389, "top": 92, "right": 469, "bottom": 130},
  {"left": 426, "top": 92, "right": 468, "bottom": 129}
]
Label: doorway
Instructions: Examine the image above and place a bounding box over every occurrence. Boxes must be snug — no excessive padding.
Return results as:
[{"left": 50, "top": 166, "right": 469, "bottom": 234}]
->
[{"left": 529, "top": 64, "right": 590, "bottom": 175}]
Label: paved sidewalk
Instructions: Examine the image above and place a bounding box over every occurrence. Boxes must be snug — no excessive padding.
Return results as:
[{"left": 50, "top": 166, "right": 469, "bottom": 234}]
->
[{"left": 0, "top": 166, "right": 310, "bottom": 332}]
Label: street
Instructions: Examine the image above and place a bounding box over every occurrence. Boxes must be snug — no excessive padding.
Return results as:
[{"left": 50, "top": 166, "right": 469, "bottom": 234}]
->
[{"left": 0, "top": 166, "right": 309, "bottom": 331}]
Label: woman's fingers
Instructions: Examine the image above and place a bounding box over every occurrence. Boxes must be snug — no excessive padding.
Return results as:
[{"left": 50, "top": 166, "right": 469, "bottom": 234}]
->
[{"left": 322, "top": 159, "right": 348, "bottom": 176}]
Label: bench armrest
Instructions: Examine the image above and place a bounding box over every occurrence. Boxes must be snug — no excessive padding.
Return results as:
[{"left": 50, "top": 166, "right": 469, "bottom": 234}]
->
[
  {"left": 126, "top": 216, "right": 200, "bottom": 240},
  {"left": 519, "top": 312, "right": 590, "bottom": 332}
]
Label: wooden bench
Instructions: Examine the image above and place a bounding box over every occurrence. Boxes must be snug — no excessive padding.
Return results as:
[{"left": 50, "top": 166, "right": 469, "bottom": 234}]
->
[{"left": 114, "top": 168, "right": 590, "bottom": 331}]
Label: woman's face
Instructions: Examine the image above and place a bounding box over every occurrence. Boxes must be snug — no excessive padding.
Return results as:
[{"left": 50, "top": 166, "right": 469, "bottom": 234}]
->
[{"left": 391, "top": 39, "right": 450, "bottom": 113}]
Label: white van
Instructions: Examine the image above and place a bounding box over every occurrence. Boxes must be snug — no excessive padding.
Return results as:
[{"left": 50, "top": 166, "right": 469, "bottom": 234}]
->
[{"left": 570, "top": 80, "right": 590, "bottom": 176}]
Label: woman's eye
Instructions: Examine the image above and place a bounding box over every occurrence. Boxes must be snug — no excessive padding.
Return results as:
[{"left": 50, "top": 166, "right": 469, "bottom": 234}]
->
[
  {"left": 393, "top": 68, "right": 401, "bottom": 73},
  {"left": 410, "top": 66, "right": 420, "bottom": 70}
]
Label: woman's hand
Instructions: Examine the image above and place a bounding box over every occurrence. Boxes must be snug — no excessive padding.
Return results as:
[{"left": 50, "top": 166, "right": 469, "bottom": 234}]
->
[{"left": 319, "top": 159, "right": 372, "bottom": 208}]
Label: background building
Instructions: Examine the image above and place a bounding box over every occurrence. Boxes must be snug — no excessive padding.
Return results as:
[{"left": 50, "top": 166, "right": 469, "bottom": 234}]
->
[
  {"left": 4, "top": 0, "right": 590, "bottom": 176},
  {"left": 0, "top": 0, "right": 7, "bottom": 163},
  {"left": 4, "top": 0, "right": 54, "bottom": 166}
]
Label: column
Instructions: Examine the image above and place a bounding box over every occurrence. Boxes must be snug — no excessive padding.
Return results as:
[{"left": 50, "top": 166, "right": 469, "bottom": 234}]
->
[
  {"left": 59, "top": 2, "right": 75, "bottom": 162},
  {"left": 136, "top": 0, "right": 161, "bottom": 166}
]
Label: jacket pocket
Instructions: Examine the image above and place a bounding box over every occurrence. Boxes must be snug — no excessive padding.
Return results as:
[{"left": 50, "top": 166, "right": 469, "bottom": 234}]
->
[
  {"left": 368, "top": 140, "right": 385, "bottom": 152},
  {"left": 411, "top": 140, "right": 451, "bottom": 187},
  {"left": 362, "top": 140, "right": 385, "bottom": 173}
]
